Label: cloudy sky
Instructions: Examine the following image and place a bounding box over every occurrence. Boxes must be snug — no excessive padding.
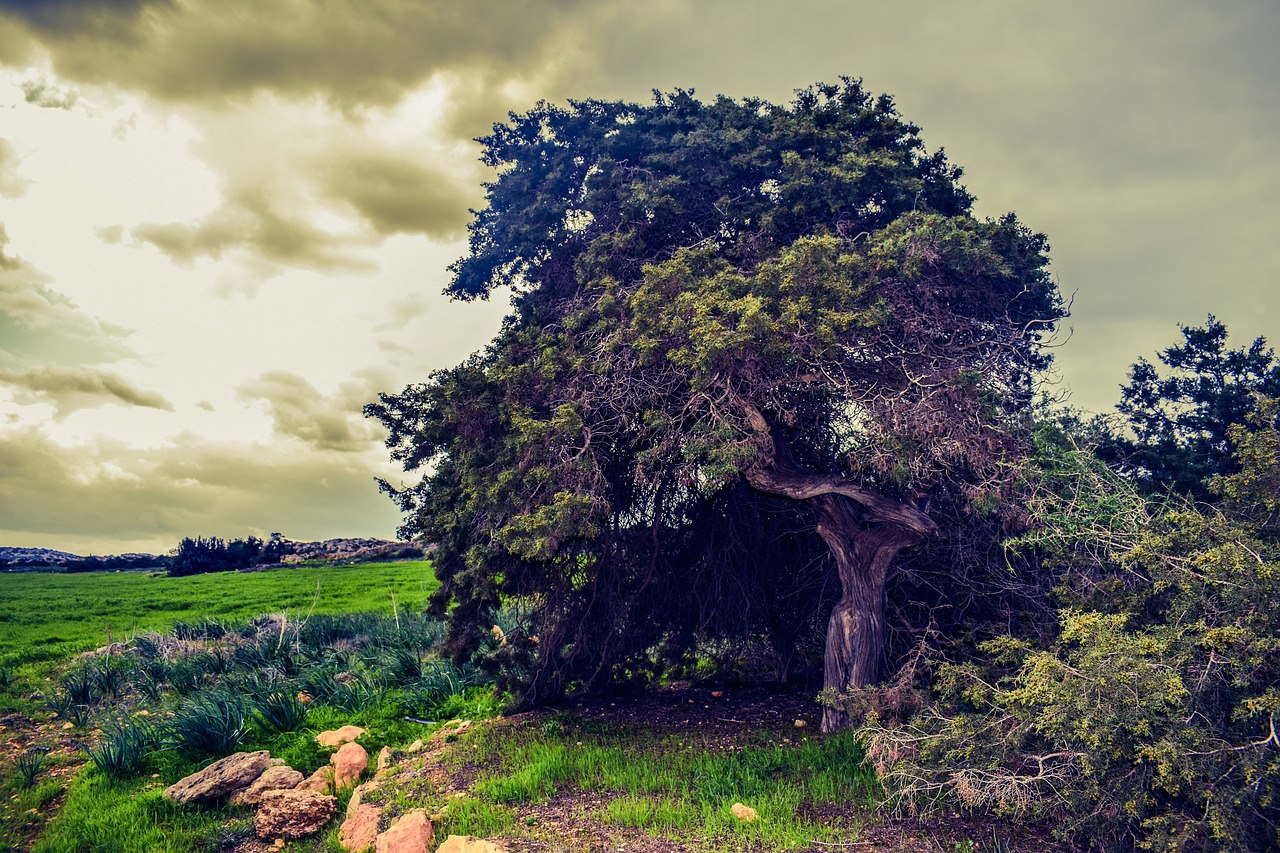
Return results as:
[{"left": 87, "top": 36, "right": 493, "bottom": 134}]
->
[{"left": 0, "top": 0, "right": 1276, "bottom": 555}]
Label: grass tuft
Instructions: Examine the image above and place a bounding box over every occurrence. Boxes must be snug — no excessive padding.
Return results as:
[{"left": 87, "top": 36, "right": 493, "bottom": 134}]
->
[
  {"left": 88, "top": 719, "right": 155, "bottom": 779},
  {"left": 252, "top": 689, "right": 308, "bottom": 734},
  {"left": 166, "top": 691, "right": 249, "bottom": 758},
  {"left": 13, "top": 747, "right": 49, "bottom": 789}
]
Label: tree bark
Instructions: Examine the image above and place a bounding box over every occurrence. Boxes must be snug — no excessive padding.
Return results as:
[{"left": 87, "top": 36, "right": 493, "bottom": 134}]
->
[
  {"left": 739, "top": 404, "right": 936, "bottom": 732},
  {"left": 812, "top": 495, "right": 918, "bottom": 731}
]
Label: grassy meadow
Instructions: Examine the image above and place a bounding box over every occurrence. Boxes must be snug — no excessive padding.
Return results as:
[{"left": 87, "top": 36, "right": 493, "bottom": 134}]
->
[
  {"left": 0, "top": 560, "right": 900, "bottom": 853},
  {"left": 0, "top": 560, "right": 437, "bottom": 671}
]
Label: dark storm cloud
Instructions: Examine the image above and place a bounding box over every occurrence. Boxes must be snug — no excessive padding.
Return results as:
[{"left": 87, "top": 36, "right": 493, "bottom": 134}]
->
[
  {"left": 130, "top": 184, "right": 377, "bottom": 274},
  {"left": 0, "top": 426, "right": 401, "bottom": 547},
  {"left": 0, "top": 0, "right": 606, "bottom": 108},
  {"left": 0, "top": 364, "right": 173, "bottom": 416},
  {"left": 317, "top": 147, "right": 472, "bottom": 239},
  {"left": 236, "top": 369, "right": 389, "bottom": 453}
]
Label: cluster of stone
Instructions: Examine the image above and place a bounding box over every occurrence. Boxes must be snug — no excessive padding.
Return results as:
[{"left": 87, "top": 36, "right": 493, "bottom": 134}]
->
[{"left": 160, "top": 726, "right": 505, "bottom": 852}]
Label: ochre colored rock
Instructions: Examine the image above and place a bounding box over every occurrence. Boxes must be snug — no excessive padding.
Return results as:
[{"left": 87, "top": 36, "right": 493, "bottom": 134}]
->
[
  {"left": 230, "top": 764, "right": 304, "bottom": 806},
  {"left": 254, "top": 789, "right": 337, "bottom": 839},
  {"left": 316, "top": 725, "right": 367, "bottom": 747},
  {"left": 434, "top": 837, "right": 507, "bottom": 853},
  {"left": 730, "top": 802, "right": 758, "bottom": 823},
  {"left": 375, "top": 810, "right": 433, "bottom": 853},
  {"left": 296, "top": 765, "right": 334, "bottom": 794},
  {"left": 339, "top": 802, "right": 383, "bottom": 853},
  {"left": 348, "top": 780, "right": 375, "bottom": 814},
  {"left": 163, "top": 751, "right": 272, "bottom": 804},
  {"left": 376, "top": 746, "right": 393, "bottom": 775},
  {"left": 332, "top": 741, "right": 369, "bottom": 790}
]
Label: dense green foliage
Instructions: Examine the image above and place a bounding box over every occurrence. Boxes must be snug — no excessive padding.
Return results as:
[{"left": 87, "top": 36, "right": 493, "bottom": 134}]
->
[
  {"left": 861, "top": 400, "right": 1280, "bottom": 851},
  {"left": 168, "top": 534, "right": 287, "bottom": 577},
  {"left": 1107, "top": 315, "right": 1280, "bottom": 500},
  {"left": 369, "top": 80, "right": 1062, "bottom": 713}
]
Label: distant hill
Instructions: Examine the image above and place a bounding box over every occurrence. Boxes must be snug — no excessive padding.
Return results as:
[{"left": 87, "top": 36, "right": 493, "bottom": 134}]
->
[
  {"left": 275, "top": 537, "right": 424, "bottom": 565},
  {"left": 0, "top": 538, "right": 423, "bottom": 572},
  {"left": 0, "top": 546, "right": 85, "bottom": 565}
]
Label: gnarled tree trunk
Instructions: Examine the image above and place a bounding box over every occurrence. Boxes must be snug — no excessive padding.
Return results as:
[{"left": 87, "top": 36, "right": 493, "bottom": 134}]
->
[
  {"left": 741, "top": 407, "right": 936, "bottom": 732},
  {"left": 812, "top": 495, "right": 920, "bottom": 731}
]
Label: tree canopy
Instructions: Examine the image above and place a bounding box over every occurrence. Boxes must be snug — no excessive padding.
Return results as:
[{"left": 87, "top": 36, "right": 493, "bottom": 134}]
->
[
  {"left": 1108, "top": 315, "right": 1280, "bottom": 500},
  {"left": 369, "top": 80, "right": 1064, "bottom": 730}
]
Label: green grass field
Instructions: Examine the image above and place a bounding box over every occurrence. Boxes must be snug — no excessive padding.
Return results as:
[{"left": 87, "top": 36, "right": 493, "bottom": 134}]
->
[{"left": 0, "top": 561, "right": 438, "bottom": 671}]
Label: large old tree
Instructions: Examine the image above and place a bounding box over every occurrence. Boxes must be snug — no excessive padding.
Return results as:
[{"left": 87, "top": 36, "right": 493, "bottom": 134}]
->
[{"left": 369, "top": 81, "right": 1064, "bottom": 730}]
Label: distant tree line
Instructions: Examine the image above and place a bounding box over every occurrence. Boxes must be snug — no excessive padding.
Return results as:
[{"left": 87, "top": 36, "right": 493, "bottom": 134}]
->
[{"left": 167, "top": 534, "right": 290, "bottom": 577}]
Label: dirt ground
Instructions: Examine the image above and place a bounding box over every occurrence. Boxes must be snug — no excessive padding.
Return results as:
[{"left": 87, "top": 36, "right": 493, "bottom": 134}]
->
[{"left": 394, "top": 684, "right": 1072, "bottom": 853}]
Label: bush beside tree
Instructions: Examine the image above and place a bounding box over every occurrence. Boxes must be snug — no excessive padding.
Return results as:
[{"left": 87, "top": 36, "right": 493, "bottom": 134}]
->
[{"left": 859, "top": 400, "right": 1280, "bottom": 851}]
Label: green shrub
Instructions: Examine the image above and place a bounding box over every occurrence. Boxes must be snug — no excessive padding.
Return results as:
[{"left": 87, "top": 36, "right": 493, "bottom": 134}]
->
[
  {"left": 326, "top": 674, "right": 385, "bottom": 713},
  {"left": 89, "top": 719, "right": 155, "bottom": 779},
  {"left": 44, "top": 690, "right": 90, "bottom": 727},
  {"left": 253, "top": 690, "right": 307, "bottom": 734},
  {"left": 863, "top": 409, "right": 1280, "bottom": 852},
  {"left": 90, "top": 656, "right": 128, "bottom": 699},
  {"left": 60, "top": 667, "right": 96, "bottom": 705},
  {"left": 13, "top": 747, "right": 48, "bottom": 788},
  {"left": 167, "top": 691, "right": 249, "bottom": 758}
]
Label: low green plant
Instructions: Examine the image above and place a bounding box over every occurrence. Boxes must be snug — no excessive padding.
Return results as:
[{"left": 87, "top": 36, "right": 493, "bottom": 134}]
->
[
  {"left": 90, "top": 656, "right": 128, "bottom": 699},
  {"left": 133, "top": 672, "right": 165, "bottom": 703},
  {"left": 60, "top": 667, "right": 95, "bottom": 706},
  {"left": 458, "top": 717, "right": 873, "bottom": 848},
  {"left": 32, "top": 775, "right": 236, "bottom": 853},
  {"left": 89, "top": 719, "right": 155, "bottom": 779},
  {"left": 0, "top": 666, "right": 13, "bottom": 690},
  {"left": 327, "top": 674, "right": 385, "bottom": 713},
  {"left": 166, "top": 691, "right": 249, "bottom": 758},
  {"left": 44, "top": 691, "right": 90, "bottom": 727},
  {"left": 12, "top": 748, "right": 48, "bottom": 789},
  {"left": 436, "top": 797, "right": 518, "bottom": 839},
  {"left": 253, "top": 689, "right": 307, "bottom": 734},
  {"left": 604, "top": 795, "right": 698, "bottom": 830}
]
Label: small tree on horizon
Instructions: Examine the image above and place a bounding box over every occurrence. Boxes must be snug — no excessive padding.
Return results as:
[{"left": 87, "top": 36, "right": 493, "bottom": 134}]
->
[{"left": 369, "top": 80, "right": 1064, "bottom": 729}]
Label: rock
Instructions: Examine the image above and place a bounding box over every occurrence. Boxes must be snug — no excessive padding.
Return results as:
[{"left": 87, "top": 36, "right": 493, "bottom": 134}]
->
[
  {"left": 376, "top": 746, "right": 393, "bottom": 775},
  {"left": 317, "top": 725, "right": 367, "bottom": 747},
  {"left": 333, "top": 741, "right": 369, "bottom": 789},
  {"left": 434, "top": 837, "right": 507, "bottom": 853},
  {"left": 375, "top": 810, "right": 433, "bottom": 853},
  {"left": 404, "top": 739, "right": 424, "bottom": 754},
  {"left": 347, "top": 780, "right": 374, "bottom": 814},
  {"left": 793, "top": 719, "right": 807, "bottom": 728},
  {"left": 730, "top": 802, "right": 758, "bottom": 823},
  {"left": 163, "top": 751, "right": 272, "bottom": 804},
  {"left": 340, "top": 803, "right": 383, "bottom": 853},
  {"left": 297, "top": 765, "right": 334, "bottom": 794},
  {"left": 230, "top": 764, "right": 304, "bottom": 806},
  {"left": 254, "top": 789, "right": 337, "bottom": 839}
]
